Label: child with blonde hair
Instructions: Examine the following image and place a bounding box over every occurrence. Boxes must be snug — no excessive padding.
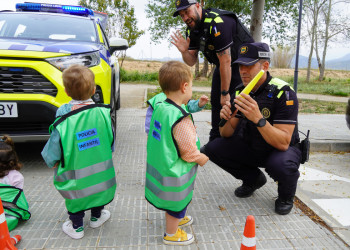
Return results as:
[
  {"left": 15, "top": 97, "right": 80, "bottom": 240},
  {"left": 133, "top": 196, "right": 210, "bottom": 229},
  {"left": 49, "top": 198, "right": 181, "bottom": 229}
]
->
[
  {"left": 146, "top": 61, "right": 208, "bottom": 245},
  {"left": 42, "top": 64, "right": 116, "bottom": 239}
]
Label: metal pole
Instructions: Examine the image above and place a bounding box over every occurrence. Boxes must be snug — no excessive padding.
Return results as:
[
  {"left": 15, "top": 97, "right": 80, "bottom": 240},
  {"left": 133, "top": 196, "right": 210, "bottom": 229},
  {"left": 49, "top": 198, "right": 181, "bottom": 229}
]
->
[{"left": 294, "top": 0, "right": 303, "bottom": 93}]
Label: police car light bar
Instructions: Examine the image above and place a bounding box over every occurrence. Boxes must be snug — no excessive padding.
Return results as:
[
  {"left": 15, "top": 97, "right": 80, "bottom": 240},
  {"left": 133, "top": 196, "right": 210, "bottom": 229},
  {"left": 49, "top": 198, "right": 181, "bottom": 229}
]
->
[{"left": 16, "top": 2, "right": 94, "bottom": 16}]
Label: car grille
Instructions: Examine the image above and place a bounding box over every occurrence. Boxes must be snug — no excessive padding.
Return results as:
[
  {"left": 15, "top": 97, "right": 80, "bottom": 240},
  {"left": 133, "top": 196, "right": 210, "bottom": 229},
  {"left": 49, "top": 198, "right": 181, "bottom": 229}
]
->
[
  {"left": 0, "top": 122, "right": 51, "bottom": 135},
  {"left": 0, "top": 67, "right": 57, "bottom": 96}
]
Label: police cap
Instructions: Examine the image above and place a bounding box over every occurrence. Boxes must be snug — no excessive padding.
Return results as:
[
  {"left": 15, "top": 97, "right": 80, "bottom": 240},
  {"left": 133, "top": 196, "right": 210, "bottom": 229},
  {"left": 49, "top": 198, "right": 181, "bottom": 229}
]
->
[
  {"left": 173, "top": 0, "right": 197, "bottom": 17},
  {"left": 233, "top": 42, "right": 271, "bottom": 66}
]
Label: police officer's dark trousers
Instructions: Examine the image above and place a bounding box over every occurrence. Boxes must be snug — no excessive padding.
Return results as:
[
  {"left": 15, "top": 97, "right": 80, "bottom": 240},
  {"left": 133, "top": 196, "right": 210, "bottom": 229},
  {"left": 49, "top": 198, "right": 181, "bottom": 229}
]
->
[
  {"left": 205, "top": 136, "right": 301, "bottom": 199},
  {"left": 210, "top": 64, "right": 241, "bottom": 141}
]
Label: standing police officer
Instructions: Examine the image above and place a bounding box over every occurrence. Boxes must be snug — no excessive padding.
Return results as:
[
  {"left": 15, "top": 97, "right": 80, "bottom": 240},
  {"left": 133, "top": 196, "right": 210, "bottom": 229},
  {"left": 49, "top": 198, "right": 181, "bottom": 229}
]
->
[
  {"left": 205, "top": 42, "right": 302, "bottom": 215},
  {"left": 171, "top": 0, "right": 253, "bottom": 142}
]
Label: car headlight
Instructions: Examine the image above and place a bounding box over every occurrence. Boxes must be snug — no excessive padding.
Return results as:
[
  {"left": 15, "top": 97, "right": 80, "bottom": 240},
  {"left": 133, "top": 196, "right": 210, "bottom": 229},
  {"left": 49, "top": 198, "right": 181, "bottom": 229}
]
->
[{"left": 46, "top": 51, "right": 100, "bottom": 71}]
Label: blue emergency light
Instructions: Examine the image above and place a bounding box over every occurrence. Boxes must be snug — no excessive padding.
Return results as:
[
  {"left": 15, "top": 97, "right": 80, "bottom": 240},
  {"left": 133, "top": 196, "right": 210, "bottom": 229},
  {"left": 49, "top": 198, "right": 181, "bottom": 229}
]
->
[{"left": 15, "top": 2, "right": 94, "bottom": 16}]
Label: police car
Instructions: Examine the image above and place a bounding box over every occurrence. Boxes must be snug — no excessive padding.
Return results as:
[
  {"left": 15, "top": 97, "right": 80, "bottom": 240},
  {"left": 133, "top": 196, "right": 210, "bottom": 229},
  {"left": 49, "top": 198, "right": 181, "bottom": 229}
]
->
[{"left": 0, "top": 3, "right": 128, "bottom": 141}]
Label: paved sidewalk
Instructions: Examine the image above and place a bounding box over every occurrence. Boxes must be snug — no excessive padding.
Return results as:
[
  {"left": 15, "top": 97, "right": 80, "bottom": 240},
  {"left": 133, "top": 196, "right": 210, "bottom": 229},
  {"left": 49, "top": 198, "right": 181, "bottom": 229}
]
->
[{"left": 11, "top": 108, "right": 349, "bottom": 249}]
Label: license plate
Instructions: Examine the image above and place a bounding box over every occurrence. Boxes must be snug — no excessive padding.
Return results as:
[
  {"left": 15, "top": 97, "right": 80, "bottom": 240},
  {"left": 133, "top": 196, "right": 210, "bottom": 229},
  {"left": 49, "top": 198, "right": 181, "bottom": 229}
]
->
[{"left": 0, "top": 102, "right": 18, "bottom": 118}]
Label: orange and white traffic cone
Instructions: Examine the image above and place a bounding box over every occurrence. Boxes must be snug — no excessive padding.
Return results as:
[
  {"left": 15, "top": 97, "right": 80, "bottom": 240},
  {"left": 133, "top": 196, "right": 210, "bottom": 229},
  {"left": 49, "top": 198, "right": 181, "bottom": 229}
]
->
[
  {"left": 0, "top": 198, "right": 21, "bottom": 250},
  {"left": 240, "top": 215, "right": 256, "bottom": 250}
]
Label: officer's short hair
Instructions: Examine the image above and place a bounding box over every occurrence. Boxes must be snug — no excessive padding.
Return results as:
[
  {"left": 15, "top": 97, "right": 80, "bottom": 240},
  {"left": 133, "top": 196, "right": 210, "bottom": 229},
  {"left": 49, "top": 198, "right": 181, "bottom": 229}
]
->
[
  {"left": 63, "top": 64, "right": 96, "bottom": 101},
  {"left": 158, "top": 61, "right": 192, "bottom": 93}
]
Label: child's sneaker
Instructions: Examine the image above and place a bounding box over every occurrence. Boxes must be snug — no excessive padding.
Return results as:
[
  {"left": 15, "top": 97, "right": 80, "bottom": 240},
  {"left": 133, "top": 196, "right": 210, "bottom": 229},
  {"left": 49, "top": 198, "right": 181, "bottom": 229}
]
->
[
  {"left": 178, "top": 215, "right": 193, "bottom": 227},
  {"left": 62, "top": 221, "right": 84, "bottom": 239},
  {"left": 89, "top": 209, "right": 111, "bottom": 228},
  {"left": 163, "top": 228, "right": 194, "bottom": 246}
]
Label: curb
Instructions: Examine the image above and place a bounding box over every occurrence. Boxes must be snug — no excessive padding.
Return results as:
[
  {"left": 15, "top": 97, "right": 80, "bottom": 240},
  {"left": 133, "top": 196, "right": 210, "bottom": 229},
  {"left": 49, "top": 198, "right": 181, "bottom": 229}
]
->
[
  {"left": 296, "top": 189, "right": 350, "bottom": 246},
  {"left": 311, "top": 140, "right": 350, "bottom": 152}
]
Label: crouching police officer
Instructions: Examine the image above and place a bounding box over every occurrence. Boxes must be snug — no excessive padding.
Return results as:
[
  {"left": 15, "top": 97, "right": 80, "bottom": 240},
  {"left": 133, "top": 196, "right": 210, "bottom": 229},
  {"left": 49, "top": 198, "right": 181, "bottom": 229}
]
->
[{"left": 204, "top": 42, "right": 302, "bottom": 215}]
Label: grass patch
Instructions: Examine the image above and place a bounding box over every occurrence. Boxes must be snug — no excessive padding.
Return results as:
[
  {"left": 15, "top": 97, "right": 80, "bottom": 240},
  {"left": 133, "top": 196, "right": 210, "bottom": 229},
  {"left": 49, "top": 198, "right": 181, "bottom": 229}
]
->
[
  {"left": 278, "top": 76, "right": 350, "bottom": 97},
  {"left": 299, "top": 99, "right": 347, "bottom": 114},
  {"left": 147, "top": 88, "right": 347, "bottom": 114},
  {"left": 120, "top": 68, "right": 158, "bottom": 83}
]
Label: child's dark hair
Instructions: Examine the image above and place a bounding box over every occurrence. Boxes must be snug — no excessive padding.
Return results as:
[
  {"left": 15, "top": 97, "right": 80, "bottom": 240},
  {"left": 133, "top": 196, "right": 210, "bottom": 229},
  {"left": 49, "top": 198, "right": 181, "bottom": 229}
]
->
[{"left": 0, "top": 135, "right": 22, "bottom": 178}]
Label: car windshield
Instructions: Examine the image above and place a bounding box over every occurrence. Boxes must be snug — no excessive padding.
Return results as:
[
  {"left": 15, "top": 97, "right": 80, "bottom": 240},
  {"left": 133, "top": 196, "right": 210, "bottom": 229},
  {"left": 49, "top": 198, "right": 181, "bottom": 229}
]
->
[{"left": 0, "top": 13, "right": 97, "bottom": 42}]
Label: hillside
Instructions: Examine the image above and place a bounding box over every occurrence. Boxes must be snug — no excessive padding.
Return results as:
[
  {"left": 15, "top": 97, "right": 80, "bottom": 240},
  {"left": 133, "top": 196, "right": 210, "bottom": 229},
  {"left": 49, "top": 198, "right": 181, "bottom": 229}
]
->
[{"left": 121, "top": 59, "right": 350, "bottom": 79}]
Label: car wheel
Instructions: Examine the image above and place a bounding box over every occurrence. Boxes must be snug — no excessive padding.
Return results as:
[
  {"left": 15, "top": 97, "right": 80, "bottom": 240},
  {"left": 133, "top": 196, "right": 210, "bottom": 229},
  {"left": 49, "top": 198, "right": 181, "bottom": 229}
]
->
[
  {"left": 116, "top": 88, "right": 121, "bottom": 110},
  {"left": 110, "top": 83, "right": 117, "bottom": 135}
]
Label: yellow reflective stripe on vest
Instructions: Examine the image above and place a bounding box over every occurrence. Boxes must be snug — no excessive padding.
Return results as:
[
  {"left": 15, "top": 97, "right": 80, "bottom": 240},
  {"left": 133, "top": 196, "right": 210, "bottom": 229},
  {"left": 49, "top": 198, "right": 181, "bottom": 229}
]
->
[
  {"left": 147, "top": 163, "right": 197, "bottom": 187},
  {"left": 214, "top": 16, "right": 223, "bottom": 23},
  {"left": 204, "top": 18, "right": 212, "bottom": 23},
  {"left": 58, "top": 177, "right": 116, "bottom": 200},
  {"left": 146, "top": 178, "right": 196, "bottom": 201},
  {"left": 277, "top": 90, "right": 284, "bottom": 98},
  {"left": 55, "top": 159, "right": 113, "bottom": 182}
]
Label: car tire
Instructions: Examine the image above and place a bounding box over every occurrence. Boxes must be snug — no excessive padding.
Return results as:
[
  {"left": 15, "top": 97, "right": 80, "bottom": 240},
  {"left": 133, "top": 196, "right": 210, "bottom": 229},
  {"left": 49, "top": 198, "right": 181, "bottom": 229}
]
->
[
  {"left": 110, "top": 82, "right": 117, "bottom": 135},
  {"left": 116, "top": 88, "right": 121, "bottom": 110}
]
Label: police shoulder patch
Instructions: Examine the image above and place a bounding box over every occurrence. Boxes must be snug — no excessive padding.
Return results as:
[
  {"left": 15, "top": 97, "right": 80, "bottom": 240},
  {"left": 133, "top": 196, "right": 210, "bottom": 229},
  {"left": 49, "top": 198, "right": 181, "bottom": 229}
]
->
[{"left": 261, "top": 108, "right": 271, "bottom": 119}]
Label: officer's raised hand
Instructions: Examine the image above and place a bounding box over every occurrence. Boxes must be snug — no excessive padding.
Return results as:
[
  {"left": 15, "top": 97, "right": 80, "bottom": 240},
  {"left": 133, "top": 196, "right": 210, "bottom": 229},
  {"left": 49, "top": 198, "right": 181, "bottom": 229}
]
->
[
  {"left": 171, "top": 30, "right": 190, "bottom": 53},
  {"left": 234, "top": 93, "right": 263, "bottom": 124}
]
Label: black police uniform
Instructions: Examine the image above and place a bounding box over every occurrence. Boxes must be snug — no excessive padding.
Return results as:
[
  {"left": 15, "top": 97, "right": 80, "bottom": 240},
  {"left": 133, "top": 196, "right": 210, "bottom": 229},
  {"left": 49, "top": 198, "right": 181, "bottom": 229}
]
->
[
  {"left": 187, "top": 9, "right": 254, "bottom": 141},
  {"left": 205, "top": 72, "right": 302, "bottom": 200}
]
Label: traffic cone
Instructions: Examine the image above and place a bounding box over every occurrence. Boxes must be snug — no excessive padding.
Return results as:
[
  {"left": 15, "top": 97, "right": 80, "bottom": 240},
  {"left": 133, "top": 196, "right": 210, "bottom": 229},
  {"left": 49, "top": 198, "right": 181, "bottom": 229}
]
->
[
  {"left": 240, "top": 215, "right": 256, "bottom": 250},
  {"left": 0, "top": 198, "right": 21, "bottom": 250}
]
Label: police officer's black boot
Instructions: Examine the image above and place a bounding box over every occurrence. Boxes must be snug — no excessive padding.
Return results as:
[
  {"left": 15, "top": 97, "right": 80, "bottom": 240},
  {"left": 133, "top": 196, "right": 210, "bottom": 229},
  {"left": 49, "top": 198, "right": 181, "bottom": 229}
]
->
[
  {"left": 234, "top": 172, "right": 267, "bottom": 198},
  {"left": 275, "top": 197, "right": 294, "bottom": 215}
]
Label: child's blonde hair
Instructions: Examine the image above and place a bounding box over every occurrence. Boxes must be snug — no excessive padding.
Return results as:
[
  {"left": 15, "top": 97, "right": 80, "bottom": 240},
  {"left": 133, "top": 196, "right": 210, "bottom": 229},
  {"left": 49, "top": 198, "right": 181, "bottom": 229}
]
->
[
  {"left": 0, "top": 135, "right": 22, "bottom": 178},
  {"left": 158, "top": 61, "right": 192, "bottom": 93},
  {"left": 62, "top": 64, "right": 96, "bottom": 100}
]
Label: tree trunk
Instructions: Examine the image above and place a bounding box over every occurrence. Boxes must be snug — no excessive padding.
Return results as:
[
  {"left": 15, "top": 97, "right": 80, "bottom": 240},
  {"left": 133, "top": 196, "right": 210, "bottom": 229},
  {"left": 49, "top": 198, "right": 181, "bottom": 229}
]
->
[
  {"left": 306, "top": 1, "right": 320, "bottom": 83},
  {"left": 200, "top": 58, "right": 209, "bottom": 77},
  {"left": 250, "top": 0, "right": 265, "bottom": 42},
  {"left": 195, "top": 57, "right": 200, "bottom": 79},
  {"left": 319, "top": 0, "right": 332, "bottom": 81},
  {"left": 306, "top": 29, "right": 315, "bottom": 83},
  {"left": 210, "top": 64, "right": 216, "bottom": 78}
]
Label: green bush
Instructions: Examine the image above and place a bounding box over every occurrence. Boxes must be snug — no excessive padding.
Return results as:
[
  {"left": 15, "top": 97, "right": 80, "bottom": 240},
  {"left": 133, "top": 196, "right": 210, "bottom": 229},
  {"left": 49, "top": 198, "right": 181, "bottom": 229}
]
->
[{"left": 120, "top": 68, "right": 158, "bottom": 82}]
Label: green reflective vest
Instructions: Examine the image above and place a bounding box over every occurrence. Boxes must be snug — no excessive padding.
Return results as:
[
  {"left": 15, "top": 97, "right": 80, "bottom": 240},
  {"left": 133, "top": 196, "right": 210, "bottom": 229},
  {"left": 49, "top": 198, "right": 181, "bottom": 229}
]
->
[
  {"left": 146, "top": 99, "right": 200, "bottom": 212},
  {"left": 148, "top": 93, "right": 189, "bottom": 112},
  {"left": 147, "top": 93, "right": 166, "bottom": 110},
  {"left": 0, "top": 183, "right": 31, "bottom": 231},
  {"left": 51, "top": 104, "right": 116, "bottom": 213}
]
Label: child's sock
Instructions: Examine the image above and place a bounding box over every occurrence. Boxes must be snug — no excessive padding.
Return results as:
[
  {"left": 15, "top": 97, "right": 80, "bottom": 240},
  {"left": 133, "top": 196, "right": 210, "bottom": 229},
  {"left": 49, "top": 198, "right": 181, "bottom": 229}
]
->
[{"left": 165, "top": 232, "right": 175, "bottom": 237}]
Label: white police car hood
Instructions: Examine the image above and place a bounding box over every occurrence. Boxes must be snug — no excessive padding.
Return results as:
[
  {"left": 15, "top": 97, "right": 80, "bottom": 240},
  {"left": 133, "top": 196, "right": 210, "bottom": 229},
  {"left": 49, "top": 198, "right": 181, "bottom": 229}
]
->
[{"left": 0, "top": 38, "right": 100, "bottom": 55}]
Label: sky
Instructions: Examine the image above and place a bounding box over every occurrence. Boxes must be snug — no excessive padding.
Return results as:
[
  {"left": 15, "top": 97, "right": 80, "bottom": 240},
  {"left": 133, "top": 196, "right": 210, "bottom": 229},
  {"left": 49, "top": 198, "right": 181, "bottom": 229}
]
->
[{"left": 1, "top": 0, "right": 350, "bottom": 61}]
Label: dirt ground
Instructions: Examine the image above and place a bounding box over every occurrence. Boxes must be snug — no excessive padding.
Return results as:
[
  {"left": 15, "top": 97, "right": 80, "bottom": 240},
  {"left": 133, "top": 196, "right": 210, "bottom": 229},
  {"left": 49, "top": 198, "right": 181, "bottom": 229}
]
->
[{"left": 121, "top": 59, "right": 350, "bottom": 79}]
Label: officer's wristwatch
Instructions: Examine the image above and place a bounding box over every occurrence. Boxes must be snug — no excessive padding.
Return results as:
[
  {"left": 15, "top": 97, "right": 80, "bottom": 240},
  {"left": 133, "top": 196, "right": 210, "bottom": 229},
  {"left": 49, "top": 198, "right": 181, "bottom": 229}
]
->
[
  {"left": 256, "top": 118, "right": 266, "bottom": 127},
  {"left": 221, "top": 90, "right": 229, "bottom": 96}
]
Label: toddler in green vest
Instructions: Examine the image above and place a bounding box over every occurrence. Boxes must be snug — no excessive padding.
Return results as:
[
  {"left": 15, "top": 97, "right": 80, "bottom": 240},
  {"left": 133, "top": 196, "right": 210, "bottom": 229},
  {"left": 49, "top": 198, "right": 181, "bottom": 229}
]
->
[
  {"left": 42, "top": 65, "right": 116, "bottom": 240},
  {"left": 0, "top": 135, "right": 31, "bottom": 231},
  {"left": 146, "top": 61, "right": 209, "bottom": 246}
]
